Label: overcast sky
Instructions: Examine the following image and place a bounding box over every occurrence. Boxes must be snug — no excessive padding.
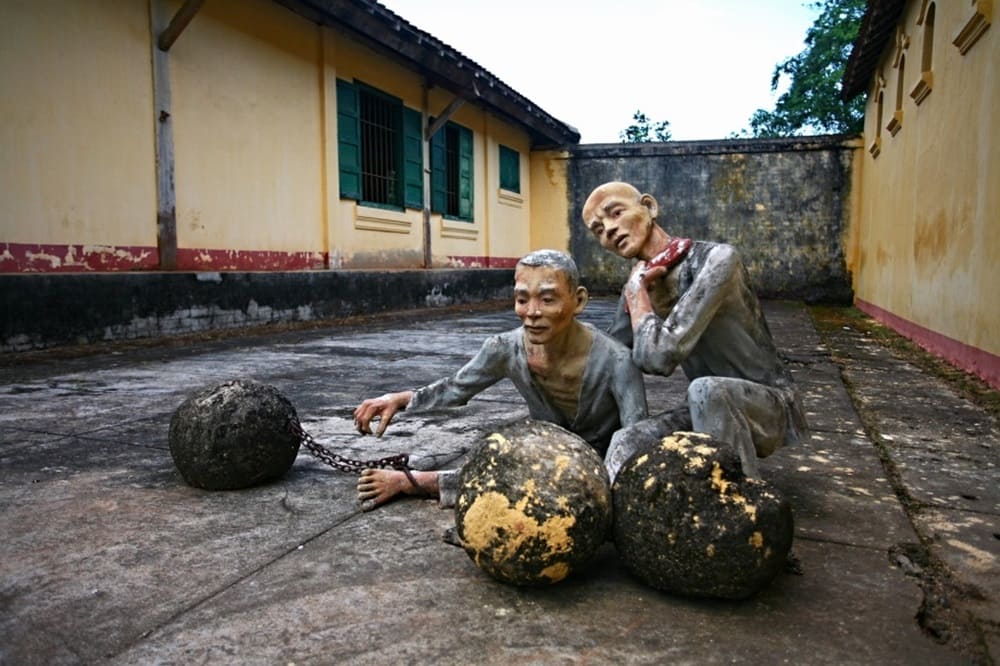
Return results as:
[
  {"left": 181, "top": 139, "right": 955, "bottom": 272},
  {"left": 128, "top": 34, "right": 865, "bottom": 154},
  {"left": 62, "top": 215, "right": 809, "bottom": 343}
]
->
[{"left": 379, "top": 0, "right": 819, "bottom": 143}]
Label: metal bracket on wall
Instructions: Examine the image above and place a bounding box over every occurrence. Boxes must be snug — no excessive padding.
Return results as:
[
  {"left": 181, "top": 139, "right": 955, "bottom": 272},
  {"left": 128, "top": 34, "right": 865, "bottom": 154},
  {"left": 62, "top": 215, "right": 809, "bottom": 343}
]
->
[
  {"left": 425, "top": 95, "right": 466, "bottom": 141},
  {"left": 158, "top": 0, "right": 206, "bottom": 51}
]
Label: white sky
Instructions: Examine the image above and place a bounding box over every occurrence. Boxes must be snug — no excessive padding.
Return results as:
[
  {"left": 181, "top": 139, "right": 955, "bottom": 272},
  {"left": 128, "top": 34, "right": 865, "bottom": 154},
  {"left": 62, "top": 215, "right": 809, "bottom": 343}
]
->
[{"left": 379, "top": 0, "right": 819, "bottom": 143}]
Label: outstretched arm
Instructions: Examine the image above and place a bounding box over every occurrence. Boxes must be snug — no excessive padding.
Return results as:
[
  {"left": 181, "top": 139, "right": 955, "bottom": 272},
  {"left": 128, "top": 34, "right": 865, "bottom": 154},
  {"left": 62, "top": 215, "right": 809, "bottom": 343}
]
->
[
  {"left": 354, "top": 334, "right": 509, "bottom": 437},
  {"left": 353, "top": 391, "right": 413, "bottom": 437},
  {"left": 406, "top": 335, "right": 507, "bottom": 412}
]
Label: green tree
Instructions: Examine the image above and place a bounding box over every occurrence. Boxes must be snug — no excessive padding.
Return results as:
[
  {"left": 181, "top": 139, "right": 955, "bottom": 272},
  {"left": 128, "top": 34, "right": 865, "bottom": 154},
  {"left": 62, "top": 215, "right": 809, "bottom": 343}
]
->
[
  {"left": 620, "top": 110, "right": 672, "bottom": 143},
  {"left": 746, "top": 0, "right": 866, "bottom": 137}
]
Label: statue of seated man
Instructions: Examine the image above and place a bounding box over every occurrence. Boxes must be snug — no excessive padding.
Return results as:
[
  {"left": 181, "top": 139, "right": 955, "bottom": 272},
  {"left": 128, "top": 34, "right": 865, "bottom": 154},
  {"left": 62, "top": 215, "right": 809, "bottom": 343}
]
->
[
  {"left": 580, "top": 181, "right": 808, "bottom": 480},
  {"left": 352, "top": 249, "right": 648, "bottom": 510}
]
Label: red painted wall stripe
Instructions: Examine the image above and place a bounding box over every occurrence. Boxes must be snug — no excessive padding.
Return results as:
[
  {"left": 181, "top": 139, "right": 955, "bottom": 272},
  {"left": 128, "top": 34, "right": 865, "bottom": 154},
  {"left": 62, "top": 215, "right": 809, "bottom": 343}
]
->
[
  {"left": 1, "top": 243, "right": 159, "bottom": 272},
  {"left": 448, "top": 255, "right": 519, "bottom": 268},
  {"left": 0, "top": 243, "right": 330, "bottom": 272},
  {"left": 1, "top": 243, "right": 520, "bottom": 273},
  {"left": 175, "top": 248, "right": 327, "bottom": 271},
  {"left": 856, "top": 298, "right": 1000, "bottom": 390}
]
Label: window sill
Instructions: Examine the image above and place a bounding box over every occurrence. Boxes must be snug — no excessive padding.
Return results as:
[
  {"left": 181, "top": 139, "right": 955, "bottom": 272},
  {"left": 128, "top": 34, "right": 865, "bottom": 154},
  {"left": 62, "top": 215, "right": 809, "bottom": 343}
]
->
[
  {"left": 498, "top": 188, "right": 524, "bottom": 208},
  {"left": 886, "top": 111, "right": 903, "bottom": 137},
  {"left": 441, "top": 218, "right": 478, "bottom": 241},
  {"left": 355, "top": 205, "right": 413, "bottom": 234},
  {"left": 953, "top": 1, "right": 992, "bottom": 55},
  {"left": 869, "top": 137, "right": 882, "bottom": 158},
  {"left": 910, "top": 72, "right": 933, "bottom": 105}
]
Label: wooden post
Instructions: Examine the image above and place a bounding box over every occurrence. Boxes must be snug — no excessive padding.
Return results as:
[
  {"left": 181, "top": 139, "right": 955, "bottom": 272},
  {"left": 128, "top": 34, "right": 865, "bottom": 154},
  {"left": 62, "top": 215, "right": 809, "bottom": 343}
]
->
[
  {"left": 422, "top": 84, "right": 432, "bottom": 268},
  {"left": 149, "top": 0, "right": 178, "bottom": 269}
]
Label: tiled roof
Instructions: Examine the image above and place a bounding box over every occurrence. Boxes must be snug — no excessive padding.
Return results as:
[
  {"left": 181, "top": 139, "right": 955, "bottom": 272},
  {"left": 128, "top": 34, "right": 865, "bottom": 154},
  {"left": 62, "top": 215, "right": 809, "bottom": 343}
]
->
[
  {"left": 841, "top": 0, "right": 907, "bottom": 100},
  {"left": 274, "top": 0, "right": 581, "bottom": 147}
]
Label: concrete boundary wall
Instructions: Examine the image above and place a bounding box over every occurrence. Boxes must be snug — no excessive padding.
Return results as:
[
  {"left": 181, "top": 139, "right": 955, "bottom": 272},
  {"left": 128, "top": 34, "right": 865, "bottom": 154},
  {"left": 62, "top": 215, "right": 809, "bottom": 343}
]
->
[
  {"left": 1, "top": 270, "right": 513, "bottom": 353},
  {"left": 566, "top": 136, "right": 860, "bottom": 301}
]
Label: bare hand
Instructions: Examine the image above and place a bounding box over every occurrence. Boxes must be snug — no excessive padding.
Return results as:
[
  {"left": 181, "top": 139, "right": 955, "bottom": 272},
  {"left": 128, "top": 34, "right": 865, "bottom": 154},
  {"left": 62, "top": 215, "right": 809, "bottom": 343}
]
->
[
  {"left": 353, "top": 391, "right": 412, "bottom": 437},
  {"left": 624, "top": 261, "right": 667, "bottom": 317}
]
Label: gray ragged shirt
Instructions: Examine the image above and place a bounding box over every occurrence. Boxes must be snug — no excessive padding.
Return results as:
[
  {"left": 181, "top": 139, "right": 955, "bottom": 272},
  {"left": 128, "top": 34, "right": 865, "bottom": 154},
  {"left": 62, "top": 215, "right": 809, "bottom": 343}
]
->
[
  {"left": 407, "top": 324, "right": 649, "bottom": 506},
  {"left": 609, "top": 240, "right": 807, "bottom": 442}
]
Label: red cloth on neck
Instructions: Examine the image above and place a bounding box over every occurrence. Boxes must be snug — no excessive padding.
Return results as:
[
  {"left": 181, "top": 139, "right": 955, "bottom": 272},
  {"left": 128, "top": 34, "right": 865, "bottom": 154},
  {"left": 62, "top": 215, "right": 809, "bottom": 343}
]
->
[{"left": 647, "top": 237, "right": 693, "bottom": 271}]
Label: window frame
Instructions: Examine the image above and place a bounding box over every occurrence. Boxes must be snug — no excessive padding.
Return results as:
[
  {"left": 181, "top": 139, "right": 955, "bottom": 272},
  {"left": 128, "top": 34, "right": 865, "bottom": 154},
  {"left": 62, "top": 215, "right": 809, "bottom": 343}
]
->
[
  {"left": 430, "top": 120, "right": 474, "bottom": 222},
  {"left": 498, "top": 144, "right": 520, "bottom": 194},
  {"left": 335, "top": 79, "right": 423, "bottom": 211}
]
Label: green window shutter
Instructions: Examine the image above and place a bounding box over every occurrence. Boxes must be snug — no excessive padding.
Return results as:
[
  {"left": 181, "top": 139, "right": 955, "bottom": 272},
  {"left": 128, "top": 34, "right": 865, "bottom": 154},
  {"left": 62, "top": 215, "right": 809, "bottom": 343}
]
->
[
  {"left": 499, "top": 145, "right": 520, "bottom": 193},
  {"left": 402, "top": 107, "right": 423, "bottom": 209},
  {"left": 336, "top": 79, "right": 361, "bottom": 200},
  {"left": 430, "top": 123, "right": 447, "bottom": 213},
  {"left": 458, "top": 125, "right": 473, "bottom": 220}
]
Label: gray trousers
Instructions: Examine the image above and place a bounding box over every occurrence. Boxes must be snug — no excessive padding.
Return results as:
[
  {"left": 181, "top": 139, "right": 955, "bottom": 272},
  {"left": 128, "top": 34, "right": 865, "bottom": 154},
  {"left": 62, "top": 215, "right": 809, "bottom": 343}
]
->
[{"left": 605, "top": 376, "right": 793, "bottom": 482}]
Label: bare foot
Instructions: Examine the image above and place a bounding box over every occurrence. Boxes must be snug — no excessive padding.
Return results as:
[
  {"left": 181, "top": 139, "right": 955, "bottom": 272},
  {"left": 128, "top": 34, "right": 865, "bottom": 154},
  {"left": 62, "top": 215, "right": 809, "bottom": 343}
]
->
[{"left": 357, "top": 469, "right": 439, "bottom": 511}]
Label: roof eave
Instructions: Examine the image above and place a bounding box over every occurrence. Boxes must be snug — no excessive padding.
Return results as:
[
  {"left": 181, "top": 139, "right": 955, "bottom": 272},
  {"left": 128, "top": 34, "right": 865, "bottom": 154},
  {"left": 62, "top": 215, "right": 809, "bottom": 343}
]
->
[
  {"left": 840, "top": 0, "right": 907, "bottom": 101},
  {"left": 273, "top": 0, "right": 580, "bottom": 147}
]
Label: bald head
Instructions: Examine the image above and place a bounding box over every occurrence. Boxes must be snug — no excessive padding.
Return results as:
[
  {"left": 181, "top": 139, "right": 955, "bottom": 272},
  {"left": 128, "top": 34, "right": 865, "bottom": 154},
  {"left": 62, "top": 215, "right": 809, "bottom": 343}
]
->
[
  {"left": 581, "top": 181, "right": 643, "bottom": 225},
  {"left": 580, "top": 181, "right": 662, "bottom": 260}
]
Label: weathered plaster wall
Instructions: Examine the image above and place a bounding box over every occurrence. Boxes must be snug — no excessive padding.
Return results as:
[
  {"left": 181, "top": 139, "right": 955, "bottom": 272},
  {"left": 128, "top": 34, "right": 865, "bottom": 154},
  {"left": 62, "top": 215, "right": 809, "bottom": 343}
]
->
[
  {"left": 529, "top": 150, "right": 572, "bottom": 254},
  {"left": 170, "top": 0, "right": 325, "bottom": 266},
  {"left": 482, "top": 117, "right": 533, "bottom": 267},
  {"left": 0, "top": 0, "right": 536, "bottom": 274},
  {"left": 566, "top": 137, "right": 859, "bottom": 302},
  {"left": 0, "top": 0, "right": 158, "bottom": 265},
  {"left": 849, "top": 0, "right": 999, "bottom": 386}
]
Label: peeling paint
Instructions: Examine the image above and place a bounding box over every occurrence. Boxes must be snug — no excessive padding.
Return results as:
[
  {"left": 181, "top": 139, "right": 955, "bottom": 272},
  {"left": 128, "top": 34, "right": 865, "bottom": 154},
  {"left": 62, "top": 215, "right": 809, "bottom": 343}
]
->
[
  {"left": 0, "top": 242, "right": 331, "bottom": 273},
  {"left": 1, "top": 242, "right": 159, "bottom": 273},
  {"left": 447, "top": 256, "right": 519, "bottom": 269}
]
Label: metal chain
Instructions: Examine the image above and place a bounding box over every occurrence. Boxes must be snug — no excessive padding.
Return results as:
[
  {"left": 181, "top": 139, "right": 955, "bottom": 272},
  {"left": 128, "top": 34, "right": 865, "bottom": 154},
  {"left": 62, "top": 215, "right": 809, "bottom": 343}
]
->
[{"left": 288, "top": 419, "right": 411, "bottom": 473}]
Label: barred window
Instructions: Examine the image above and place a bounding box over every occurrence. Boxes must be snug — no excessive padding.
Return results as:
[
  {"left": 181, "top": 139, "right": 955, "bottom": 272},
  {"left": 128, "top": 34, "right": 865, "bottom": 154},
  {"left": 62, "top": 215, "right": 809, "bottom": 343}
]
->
[
  {"left": 430, "top": 120, "right": 473, "bottom": 221},
  {"left": 336, "top": 79, "right": 423, "bottom": 210},
  {"left": 359, "top": 89, "right": 401, "bottom": 206}
]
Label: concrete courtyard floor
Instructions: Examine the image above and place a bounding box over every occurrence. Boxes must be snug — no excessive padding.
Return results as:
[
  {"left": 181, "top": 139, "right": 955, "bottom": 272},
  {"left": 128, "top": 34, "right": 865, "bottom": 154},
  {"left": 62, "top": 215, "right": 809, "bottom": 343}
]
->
[{"left": 1, "top": 298, "right": 997, "bottom": 665}]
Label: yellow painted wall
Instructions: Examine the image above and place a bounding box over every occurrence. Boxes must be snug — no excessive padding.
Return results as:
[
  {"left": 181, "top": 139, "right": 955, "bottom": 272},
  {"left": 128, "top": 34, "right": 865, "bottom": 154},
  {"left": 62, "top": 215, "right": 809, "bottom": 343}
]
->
[
  {"left": 484, "top": 118, "right": 533, "bottom": 263},
  {"left": 1, "top": 0, "right": 547, "bottom": 272},
  {"left": 170, "top": 0, "right": 324, "bottom": 256},
  {"left": 850, "top": 0, "right": 999, "bottom": 357},
  {"left": 0, "top": 0, "right": 156, "bottom": 248},
  {"left": 528, "top": 150, "right": 571, "bottom": 253}
]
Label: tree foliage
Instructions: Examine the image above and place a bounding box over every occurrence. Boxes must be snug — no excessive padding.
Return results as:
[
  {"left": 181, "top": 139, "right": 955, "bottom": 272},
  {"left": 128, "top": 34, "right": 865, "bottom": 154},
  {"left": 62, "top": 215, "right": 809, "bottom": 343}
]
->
[
  {"left": 620, "top": 110, "right": 672, "bottom": 143},
  {"left": 747, "top": 0, "right": 867, "bottom": 137}
]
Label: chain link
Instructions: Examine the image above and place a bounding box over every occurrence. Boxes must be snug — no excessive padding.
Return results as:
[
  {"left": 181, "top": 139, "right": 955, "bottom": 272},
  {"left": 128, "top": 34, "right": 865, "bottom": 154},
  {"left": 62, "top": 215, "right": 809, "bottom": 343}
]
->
[{"left": 288, "top": 419, "right": 411, "bottom": 474}]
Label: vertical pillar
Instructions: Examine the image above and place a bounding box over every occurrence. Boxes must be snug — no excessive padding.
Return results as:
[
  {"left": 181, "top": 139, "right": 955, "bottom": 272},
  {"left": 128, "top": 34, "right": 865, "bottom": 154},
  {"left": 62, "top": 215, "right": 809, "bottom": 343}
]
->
[
  {"left": 422, "top": 83, "right": 432, "bottom": 268},
  {"left": 149, "top": 0, "right": 178, "bottom": 269}
]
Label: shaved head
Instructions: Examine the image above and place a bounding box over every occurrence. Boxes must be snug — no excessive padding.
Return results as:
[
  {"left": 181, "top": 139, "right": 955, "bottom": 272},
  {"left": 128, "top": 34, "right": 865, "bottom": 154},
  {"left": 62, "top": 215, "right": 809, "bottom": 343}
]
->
[
  {"left": 579, "top": 181, "right": 663, "bottom": 260},
  {"left": 581, "top": 181, "right": 642, "bottom": 226}
]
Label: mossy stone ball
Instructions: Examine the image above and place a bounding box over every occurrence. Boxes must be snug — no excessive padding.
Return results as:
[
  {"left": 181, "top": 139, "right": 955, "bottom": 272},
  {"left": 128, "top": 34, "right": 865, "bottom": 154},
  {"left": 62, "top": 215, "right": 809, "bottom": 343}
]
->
[
  {"left": 455, "top": 420, "right": 612, "bottom": 586},
  {"left": 169, "top": 380, "right": 301, "bottom": 490},
  {"left": 612, "top": 431, "right": 793, "bottom": 599}
]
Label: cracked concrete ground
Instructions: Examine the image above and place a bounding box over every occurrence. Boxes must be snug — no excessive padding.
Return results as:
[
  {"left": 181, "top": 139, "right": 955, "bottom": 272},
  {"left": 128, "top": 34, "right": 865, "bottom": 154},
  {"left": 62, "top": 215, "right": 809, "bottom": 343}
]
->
[{"left": 0, "top": 299, "right": 996, "bottom": 664}]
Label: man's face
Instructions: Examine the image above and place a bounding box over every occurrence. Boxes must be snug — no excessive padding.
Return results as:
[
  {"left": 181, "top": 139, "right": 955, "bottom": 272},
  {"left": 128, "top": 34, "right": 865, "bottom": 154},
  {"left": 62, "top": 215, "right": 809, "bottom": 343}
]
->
[
  {"left": 581, "top": 184, "right": 656, "bottom": 259},
  {"left": 513, "top": 265, "right": 581, "bottom": 345}
]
